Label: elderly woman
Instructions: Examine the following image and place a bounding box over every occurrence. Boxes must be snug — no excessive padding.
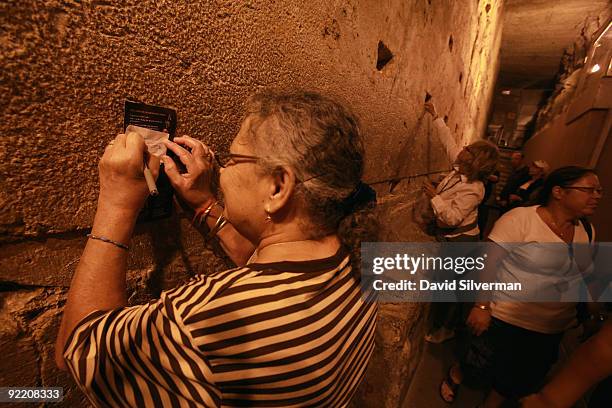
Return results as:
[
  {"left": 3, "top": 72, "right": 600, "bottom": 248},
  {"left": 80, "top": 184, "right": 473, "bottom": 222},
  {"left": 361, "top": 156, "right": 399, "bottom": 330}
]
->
[
  {"left": 441, "top": 166, "right": 603, "bottom": 406},
  {"left": 55, "top": 91, "right": 378, "bottom": 407}
]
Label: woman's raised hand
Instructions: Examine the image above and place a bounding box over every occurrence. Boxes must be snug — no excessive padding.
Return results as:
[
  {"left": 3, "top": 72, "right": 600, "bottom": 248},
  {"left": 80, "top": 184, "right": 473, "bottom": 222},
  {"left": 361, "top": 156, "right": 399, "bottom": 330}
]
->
[
  {"left": 162, "top": 136, "right": 216, "bottom": 210},
  {"left": 424, "top": 101, "right": 438, "bottom": 119},
  {"left": 98, "top": 132, "right": 160, "bottom": 214}
]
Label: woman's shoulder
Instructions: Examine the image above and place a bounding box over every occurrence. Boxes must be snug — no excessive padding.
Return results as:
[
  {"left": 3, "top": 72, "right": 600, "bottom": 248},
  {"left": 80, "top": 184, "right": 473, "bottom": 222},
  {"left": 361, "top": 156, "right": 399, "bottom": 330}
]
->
[
  {"left": 501, "top": 205, "right": 539, "bottom": 220},
  {"left": 490, "top": 206, "right": 538, "bottom": 240}
]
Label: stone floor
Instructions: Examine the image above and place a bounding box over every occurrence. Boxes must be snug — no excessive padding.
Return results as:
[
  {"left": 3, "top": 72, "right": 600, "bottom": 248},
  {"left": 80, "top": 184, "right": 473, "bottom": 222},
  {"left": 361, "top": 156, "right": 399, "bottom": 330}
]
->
[
  {"left": 402, "top": 338, "right": 484, "bottom": 408},
  {"left": 402, "top": 326, "right": 590, "bottom": 408}
]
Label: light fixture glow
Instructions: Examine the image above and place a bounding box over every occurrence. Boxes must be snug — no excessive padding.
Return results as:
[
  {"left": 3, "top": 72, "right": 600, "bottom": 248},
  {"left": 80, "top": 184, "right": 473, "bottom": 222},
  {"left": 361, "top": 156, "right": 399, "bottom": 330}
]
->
[{"left": 501, "top": 89, "right": 511, "bottom": 95}]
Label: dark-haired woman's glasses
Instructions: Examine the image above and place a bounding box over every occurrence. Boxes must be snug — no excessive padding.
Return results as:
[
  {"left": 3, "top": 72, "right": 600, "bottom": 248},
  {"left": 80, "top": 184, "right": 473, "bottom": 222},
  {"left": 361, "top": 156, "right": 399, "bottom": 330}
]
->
[
  {"left": 215, "top": 152, "right": 261, "bottom": 168},
  {"left": 563, "top": 186, "right": 604, "bottom": 196}
]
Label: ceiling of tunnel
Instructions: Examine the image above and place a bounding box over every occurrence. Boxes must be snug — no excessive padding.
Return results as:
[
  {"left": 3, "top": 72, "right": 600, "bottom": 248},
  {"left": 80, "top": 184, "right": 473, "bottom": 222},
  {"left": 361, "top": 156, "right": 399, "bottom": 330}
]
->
[{"left": 498, "top": 0, "right": 611, "bottom": 89}]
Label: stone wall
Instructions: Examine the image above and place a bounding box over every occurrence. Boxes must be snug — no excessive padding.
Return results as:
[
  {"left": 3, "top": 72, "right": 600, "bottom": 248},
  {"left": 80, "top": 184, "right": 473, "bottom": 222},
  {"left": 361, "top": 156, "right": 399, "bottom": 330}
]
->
[{"left": 0, "top": 1, "right": 503, "bottom": 406}]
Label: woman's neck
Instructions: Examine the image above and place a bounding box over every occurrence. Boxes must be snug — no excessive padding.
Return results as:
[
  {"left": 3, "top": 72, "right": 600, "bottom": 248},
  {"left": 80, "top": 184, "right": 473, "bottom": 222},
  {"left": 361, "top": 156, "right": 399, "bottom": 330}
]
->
[
  {"left": 252, "top": 232, "right": 341, "bottom": 264},
  {"left": 543, "top": 203, "right": 578, "bottom": 226}
]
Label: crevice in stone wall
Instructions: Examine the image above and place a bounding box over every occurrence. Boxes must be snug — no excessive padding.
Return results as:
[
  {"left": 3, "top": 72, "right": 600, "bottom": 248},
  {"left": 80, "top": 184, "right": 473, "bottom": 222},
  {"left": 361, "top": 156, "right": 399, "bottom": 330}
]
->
[
  {"left": 1, "top": 228, "right": 90, "bottom": 245},
  {"left": 376, "top": 41, "right": 393, "bottom": 70},
  {"left": 459, "top": 72, "right": 463, "bottom": 83},
  {"left": 0, "top": 281, "right": 60, "bottom": 292},
  {"left": 375, "top": 169, "right": 449, "bottom": 192},
  {"left": 448, "top": 35, "right": 454, "bottom": 52}
]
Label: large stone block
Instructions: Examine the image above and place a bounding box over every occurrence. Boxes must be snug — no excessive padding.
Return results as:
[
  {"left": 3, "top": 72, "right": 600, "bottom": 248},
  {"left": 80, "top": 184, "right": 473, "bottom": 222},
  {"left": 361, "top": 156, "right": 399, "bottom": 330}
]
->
[
  {"left": 0, "top": 214, "right": 229, "bottom": 288},
  {"left": 1, "top": 0, "right": 502, "bottom": 238},
  {"left": 0, "top": 290, "right": 42, "bottom": 389},
  {"left": 352, "top": 302, "right": 428, "bottom": 407}
]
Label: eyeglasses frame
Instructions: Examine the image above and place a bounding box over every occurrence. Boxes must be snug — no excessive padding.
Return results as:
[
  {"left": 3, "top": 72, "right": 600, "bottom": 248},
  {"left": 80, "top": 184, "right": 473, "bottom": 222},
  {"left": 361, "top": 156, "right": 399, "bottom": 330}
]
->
[
  {"left": 214, "top": 152, "right": 261, "bottom": 168},
  {"left": 562, "top": 186, "right": 604, "bottom": 196},
  {"left": 214, "top": 151, "right": 324, "bottom": 184}
]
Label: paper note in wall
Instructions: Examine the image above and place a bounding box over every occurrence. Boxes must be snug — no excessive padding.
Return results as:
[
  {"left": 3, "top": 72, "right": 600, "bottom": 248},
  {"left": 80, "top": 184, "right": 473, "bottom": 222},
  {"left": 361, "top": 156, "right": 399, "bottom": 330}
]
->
[{"left": 125, "top": 125, "right": 169, "bottom": 157}]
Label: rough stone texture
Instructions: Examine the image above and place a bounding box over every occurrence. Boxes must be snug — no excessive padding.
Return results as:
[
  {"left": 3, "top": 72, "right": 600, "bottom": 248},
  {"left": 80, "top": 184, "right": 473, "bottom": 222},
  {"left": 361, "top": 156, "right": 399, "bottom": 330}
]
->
[
  {"left": 0, "top": 288, "right": 89, "bottom": 406},
  {"left": 533, "top": 11, "right": 611, "bottom": 131},
  {"left": 500, "top": 0, "right": 611, "bottom": 89},
  {"left": 1, "top": 0, "right": 503, "bottom": 237},
  {"left": 0, "top": 215, "right": 230, "bottom": 288},
  {"left": 351, "top": 303, "right": 429, "bottom": 408},
  {"left": 1, "top": 1, "right": 504, "bottom": 406},
  {"left": 523, "top": 15, "right": 611, "bottom": 241}
]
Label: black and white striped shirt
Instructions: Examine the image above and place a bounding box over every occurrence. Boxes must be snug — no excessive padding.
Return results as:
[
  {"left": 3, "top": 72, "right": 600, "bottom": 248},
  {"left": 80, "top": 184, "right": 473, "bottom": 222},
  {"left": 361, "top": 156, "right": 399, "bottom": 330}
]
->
[{"left": 64, "top": 250, "right": 377, "bottom": 407}]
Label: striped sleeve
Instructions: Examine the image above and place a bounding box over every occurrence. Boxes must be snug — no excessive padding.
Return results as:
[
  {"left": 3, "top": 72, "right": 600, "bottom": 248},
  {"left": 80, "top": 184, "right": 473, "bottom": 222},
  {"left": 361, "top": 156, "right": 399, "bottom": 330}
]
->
[
  {"left": 64, "top": 255, "right": 378, "bottom": 407},
  {"left": 63, "top": 277, "right": 223, "bottom": 408},
  {"left": 178, "top": 257, "right": 378, "bottom": 407}
]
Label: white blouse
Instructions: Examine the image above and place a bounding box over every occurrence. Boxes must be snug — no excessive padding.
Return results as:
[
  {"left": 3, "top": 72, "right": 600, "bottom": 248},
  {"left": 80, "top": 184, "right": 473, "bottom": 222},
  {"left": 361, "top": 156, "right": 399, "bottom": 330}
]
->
[{"left": 430, "top": 118, "right": 484, "bottom": 237}]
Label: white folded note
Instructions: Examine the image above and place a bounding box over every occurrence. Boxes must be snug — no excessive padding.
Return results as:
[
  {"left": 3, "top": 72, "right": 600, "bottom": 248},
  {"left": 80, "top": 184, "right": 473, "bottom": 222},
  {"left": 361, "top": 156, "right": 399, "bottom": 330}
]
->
[{"left": 125, "top": 125, "right": 169, "bottom": 157}]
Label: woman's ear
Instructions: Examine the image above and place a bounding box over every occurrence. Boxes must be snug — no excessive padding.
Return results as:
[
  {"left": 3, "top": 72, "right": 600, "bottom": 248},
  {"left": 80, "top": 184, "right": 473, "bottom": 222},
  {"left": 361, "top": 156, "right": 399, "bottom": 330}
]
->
[
  {"left": 551, "top": 185, "right": 564, "bottom": 200},
  {"left": 266, "top": 166, "right": 297, "bottom": 214}
]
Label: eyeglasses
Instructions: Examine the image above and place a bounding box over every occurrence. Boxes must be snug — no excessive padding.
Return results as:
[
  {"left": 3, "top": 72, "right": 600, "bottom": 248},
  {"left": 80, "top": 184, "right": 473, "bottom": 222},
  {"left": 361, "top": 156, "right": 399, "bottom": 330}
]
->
[
  {"left": 214, "top": 152, "right": 261, "bottom": 168},
  {"left": 215, "top": 151, "right": 325, "bottom": 183},
  {"left": 563, "top": 186, "right": 604, "bottom": 195}
]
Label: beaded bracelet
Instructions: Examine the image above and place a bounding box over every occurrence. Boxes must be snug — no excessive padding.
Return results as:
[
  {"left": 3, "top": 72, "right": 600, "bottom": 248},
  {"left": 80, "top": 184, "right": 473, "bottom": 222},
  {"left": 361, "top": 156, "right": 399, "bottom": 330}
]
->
[{"left": 87, "top": 233, "right": 129, "bottom": 250}]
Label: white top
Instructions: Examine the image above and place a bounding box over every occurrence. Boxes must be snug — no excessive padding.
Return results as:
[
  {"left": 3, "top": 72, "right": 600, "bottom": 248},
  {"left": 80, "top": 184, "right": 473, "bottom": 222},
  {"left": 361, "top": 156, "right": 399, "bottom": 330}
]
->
[
  {"left": 488, "top": 205, "right": 595, "bottom": 334},
  {"left": 430, "top": 118, "right": 484, "bottom": 237}
]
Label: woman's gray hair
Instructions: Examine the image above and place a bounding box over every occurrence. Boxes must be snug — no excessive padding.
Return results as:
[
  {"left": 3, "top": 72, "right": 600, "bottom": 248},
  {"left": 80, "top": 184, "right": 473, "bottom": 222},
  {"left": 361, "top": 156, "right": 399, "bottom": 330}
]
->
[{"left": 243, "top": 90, "right": 378, "bottom": 276}]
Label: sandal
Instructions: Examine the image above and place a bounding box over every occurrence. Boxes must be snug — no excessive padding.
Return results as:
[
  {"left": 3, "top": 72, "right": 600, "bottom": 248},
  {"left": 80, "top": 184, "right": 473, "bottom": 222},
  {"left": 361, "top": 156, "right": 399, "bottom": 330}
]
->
[{"left": 439, "top": 366, "right": 461, "bottom": 403}]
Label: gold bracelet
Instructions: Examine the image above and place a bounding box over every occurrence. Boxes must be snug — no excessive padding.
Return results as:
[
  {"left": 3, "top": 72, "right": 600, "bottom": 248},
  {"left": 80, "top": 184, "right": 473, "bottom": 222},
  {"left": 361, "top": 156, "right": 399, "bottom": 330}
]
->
[
  {"left": 192, "top": 200, "right": 218, "bottom": 225},
  {"left": 207, "top": 214, "right": 228, "bottom": 239}
]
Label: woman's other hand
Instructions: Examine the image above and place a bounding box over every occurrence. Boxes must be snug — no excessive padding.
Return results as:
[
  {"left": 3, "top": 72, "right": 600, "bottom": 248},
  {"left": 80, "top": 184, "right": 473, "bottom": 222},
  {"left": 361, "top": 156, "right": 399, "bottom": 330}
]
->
[
  {"left": 98, "top": 132, "right": 159, "bottom": 214},
  {"left": 423, "top": 180, "right": 437, "bottom": 198},
  {"left": 162, "top": 136, "right": 216, "bottom": 210},
  {"left": 466, "top": 306, "right": 491, "bottom": 336}
]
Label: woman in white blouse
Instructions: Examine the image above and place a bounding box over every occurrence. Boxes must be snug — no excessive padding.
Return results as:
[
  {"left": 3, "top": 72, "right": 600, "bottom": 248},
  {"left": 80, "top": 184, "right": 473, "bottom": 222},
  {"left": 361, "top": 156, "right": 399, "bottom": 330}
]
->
[
  {"left": 423, "top": 102, "right": 499, "bottom": 242},
  {"left": 442, "top": 166, "right": 603, "bottom": 406},
  {"left": 423, "top": 101, "right": 499, "bottom": 345}
]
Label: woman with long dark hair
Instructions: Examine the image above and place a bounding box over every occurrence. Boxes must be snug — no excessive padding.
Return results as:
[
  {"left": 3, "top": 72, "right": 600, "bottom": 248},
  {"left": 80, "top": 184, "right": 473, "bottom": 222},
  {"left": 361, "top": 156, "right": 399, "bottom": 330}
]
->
[{"left": 441, "top": 166, "right": 603, "bottom": 406}]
